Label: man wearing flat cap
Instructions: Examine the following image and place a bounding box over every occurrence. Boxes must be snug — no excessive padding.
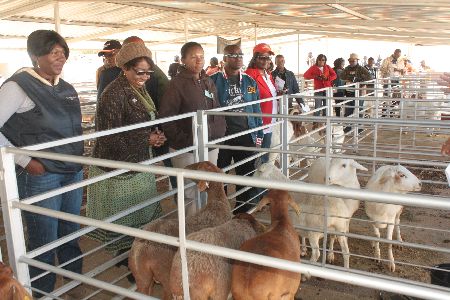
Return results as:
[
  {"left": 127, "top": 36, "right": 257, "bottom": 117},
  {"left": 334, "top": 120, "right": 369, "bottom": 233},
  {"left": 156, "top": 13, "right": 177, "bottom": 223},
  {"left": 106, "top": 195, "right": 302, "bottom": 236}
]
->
[{"left": 340, "top": 53, "right": 371, "bottom": 132}]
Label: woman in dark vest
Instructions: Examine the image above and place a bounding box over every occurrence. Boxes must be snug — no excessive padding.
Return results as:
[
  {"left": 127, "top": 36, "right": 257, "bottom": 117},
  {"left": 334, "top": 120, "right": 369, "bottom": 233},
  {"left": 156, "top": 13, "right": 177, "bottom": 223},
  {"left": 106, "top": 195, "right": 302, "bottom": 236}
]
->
[{"left": 0, "top": 30, "right": 84, "bottom": 296}]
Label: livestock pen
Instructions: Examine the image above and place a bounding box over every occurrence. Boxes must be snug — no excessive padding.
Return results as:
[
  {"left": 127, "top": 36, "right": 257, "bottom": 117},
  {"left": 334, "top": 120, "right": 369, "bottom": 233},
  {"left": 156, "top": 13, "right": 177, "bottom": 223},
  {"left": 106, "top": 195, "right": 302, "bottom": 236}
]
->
[{"left": 0, "top": 75, "right": 449, "bottom": 299}]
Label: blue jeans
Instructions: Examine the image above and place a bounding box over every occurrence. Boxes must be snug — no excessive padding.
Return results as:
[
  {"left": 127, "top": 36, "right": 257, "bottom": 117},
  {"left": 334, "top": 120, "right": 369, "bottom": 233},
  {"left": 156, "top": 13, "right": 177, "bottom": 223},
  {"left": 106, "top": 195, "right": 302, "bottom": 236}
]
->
[
  {"left": 17, "top": 170, "right": 83, "bottom": 296},
  {"left": 260, "top": 132, "right": 273, "bottom": 164},
  {"left": 314, "top": 91, "right": 327, "bottom": 116}
]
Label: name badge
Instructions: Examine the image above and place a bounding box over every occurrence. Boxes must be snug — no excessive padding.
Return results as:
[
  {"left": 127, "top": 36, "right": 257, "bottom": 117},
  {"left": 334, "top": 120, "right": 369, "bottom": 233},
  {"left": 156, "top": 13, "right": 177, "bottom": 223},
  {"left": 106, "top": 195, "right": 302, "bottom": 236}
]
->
[
  {"left": 204, "top": 90, "right": 213, "bottom": 99},
  {"left": 247, "top": 86, "right": 256, "bottom": 93}
]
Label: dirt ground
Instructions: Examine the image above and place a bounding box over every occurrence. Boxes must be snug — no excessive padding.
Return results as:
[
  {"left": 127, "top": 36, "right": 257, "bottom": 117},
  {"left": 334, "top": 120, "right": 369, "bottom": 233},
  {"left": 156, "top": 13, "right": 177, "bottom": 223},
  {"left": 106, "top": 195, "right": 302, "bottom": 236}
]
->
[{"left": 1, "top": 129, "right": 449, "bottom": 299}]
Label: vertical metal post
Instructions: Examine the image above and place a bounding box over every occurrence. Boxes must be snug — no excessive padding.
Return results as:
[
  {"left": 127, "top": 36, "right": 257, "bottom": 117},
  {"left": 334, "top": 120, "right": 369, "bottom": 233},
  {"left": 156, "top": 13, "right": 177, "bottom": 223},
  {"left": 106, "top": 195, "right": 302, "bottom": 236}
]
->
[
  {"left": 326, "top": 87, "right": 333, "bottom": 152},
  {"left": 280, "top": 94, "right": 288, "bottom": 177},
  {"left": 373, "top": 80, "right": 380, "bottom": 173},
  {"left": 321, "top": 118, "right": 331, "bottom": 266},
  {"left": 0, "top": 147, "right": 30, "bottom": 289},
  {"left": 354, "top": 82, "right": 360, "bottom": 151},
  {"left": 184, "top": 14, "right": 189, "bottom": 43},
  {"left": 54, "top": 1, "right": 61, "bottom": 33},
  {"left": 297, "top": 34, "right": 300, "bottom": 77},
  {"left": 176, "top": 173, "right": 190, "bottom": 299},
  {"left": 196, "top": 111, "right": 208, "bottom": 208},
  {"left": 254, "top": 23, "right": 257, "bottom": 45}
]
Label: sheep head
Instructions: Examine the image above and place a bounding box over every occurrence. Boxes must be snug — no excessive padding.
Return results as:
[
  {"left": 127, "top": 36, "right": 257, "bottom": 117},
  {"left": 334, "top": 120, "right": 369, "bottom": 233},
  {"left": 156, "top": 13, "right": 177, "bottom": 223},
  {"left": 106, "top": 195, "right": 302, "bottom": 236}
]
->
[
  {"left": 253, "top": 163, "right": 289, "bottom": 182},
  {"left": 233, "top": 213, "right": 266, "bottom": 234},
  {"left": 328, "top": 158, "right": 367, "bottom": 188},
  {"left": 368, "top": 165, "right": 422, "bottom": 194},
  {"left": 289, "top": 107, "right": 305, "bottom": 138},
  {"left": 255, "top": 190, "right": 300, "bottom": 220},
  {"left": 184, "top": 161, "right": 223, "bottom": 191}
]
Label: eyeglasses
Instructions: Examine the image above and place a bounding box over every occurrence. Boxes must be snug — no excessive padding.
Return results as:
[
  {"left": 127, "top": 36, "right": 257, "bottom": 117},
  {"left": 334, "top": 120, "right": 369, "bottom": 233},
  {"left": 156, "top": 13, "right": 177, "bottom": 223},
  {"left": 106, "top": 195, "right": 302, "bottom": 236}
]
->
[
  {"left": 318, "top": 59, "right": 326, "bottom": 61},
  {"left": 225, "top": 53, "right": 244, "bottom": 59},
  {"left": 133, "top": 68, "right": 154, "bottom": 76},
  {"left": 257, "top": 55, "right": 271, "bottom": 61}
]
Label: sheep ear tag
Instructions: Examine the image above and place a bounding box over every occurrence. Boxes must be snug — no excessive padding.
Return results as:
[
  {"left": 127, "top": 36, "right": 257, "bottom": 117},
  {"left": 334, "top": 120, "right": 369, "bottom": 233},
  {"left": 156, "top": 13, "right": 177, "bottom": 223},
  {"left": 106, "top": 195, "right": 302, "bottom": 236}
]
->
[
  {"left": 445, "top": 164, "right": 450, "bottom": 187},
  {"left": 197, "top": 180, "right": 210, "bottom": 192}
]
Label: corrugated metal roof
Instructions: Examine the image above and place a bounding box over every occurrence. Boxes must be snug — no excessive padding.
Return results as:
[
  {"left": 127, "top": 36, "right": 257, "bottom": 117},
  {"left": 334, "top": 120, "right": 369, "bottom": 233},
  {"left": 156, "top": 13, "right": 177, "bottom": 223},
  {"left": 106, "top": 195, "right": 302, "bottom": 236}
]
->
[{"left": 0, "top": 0, "right": 448, "bottom": 48}]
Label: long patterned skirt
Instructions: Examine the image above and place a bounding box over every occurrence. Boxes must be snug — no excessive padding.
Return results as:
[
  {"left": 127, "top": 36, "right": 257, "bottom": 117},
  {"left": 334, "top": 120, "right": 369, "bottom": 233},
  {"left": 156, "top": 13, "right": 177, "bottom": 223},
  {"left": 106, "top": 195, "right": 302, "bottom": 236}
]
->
[{"left": 86, "top": 166, "right": 162, "bottom": 252}]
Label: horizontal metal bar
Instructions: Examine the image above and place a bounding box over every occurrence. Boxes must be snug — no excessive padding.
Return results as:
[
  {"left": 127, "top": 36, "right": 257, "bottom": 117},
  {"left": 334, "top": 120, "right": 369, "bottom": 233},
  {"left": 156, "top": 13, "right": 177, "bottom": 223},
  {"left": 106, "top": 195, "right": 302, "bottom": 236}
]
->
[
  {"left": 20, "top": 257, "right": 156, "bottom": 300},
  {"left": 7, "top": 148, "right": 449, "bottom": 211},
  {"left": 23, "top": 112, "right": 196, "bottom": 151}
]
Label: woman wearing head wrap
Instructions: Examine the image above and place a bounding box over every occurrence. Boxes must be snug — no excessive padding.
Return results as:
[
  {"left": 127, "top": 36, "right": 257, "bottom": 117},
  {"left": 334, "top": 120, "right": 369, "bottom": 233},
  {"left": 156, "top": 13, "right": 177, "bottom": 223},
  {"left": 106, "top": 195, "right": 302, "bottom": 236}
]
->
[
  {"left": 86, "top": 42, "right": 164, "bottom": 256},
  {"left": 0, "top": 30, "right": 83, "bottom": 296}
]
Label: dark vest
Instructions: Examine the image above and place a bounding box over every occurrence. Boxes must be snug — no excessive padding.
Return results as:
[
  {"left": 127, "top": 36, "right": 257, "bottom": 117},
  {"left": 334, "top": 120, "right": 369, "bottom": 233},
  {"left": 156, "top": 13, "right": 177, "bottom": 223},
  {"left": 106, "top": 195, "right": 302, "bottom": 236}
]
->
[{"left": 1, "top": 71, "right": 83, "bottom": 173}]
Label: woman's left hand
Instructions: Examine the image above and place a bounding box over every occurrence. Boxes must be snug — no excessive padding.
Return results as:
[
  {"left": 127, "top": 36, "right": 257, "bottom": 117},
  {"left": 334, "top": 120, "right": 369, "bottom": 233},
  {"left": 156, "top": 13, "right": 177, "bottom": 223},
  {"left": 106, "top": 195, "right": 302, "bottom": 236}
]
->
[{"left": 148, "top": 131, "right": 167, "bottom": 148}]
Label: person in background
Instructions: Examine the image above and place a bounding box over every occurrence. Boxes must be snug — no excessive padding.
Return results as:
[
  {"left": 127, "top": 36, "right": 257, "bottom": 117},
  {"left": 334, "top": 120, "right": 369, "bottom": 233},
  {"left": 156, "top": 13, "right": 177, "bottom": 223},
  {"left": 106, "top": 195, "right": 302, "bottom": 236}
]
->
[
  {"left": 306, "top": 51, "right": 315, "bottom": 67},
  {"left": 205, "top": 56, "right": 220, "bottom": 76},
  {"left": 272, "top": 54, "right": 303, "bottom": 109},
  {"left": 303, "top": 54, "right": 337, "bottom": 129},
  {"left": 341, "top": 53, "right": 371, "bottom": 132},
  {"left": 168, "top": 55, "right": 181, "bottom": 78},
  {"left": 333, "top": 57, "right": 346, "bottom": 117},
  {"left": 87, "top": 42, "right": 164, "bottom": 264},
  {"left": 0, "top": 30, "right": 84, "bottom": 297},
  {"left": 364, "top": 57, "right": 377, "bottom": 98},
  {"left": 245, "top": 43, "right": 277, "bottom": 163},
  {"left": 210, "top": 44, "right": 263, "bottom": 214},
  {"left": 440, "top": 73, "right": 450, "bottom": 155},
  {"left": 96, "top": 40, "right": 121, "bottom": 88},
  {"left": 159, "top": 42, "right": 226, "bottom": 215},
  {"left": 380, "top": 49, "right": 405, "bottom": 116},
  {"left": 419, "top": 60, "right": 432, "bottom": 73}
]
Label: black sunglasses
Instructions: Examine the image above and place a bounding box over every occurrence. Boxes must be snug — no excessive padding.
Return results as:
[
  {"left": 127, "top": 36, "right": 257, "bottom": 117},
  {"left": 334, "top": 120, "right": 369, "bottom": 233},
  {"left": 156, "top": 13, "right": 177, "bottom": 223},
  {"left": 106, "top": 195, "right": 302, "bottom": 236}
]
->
[
  {"left": 257, "top": 55, "right": 271, "bottom": 61},
  {"left": 133, "top": 68, "right": 154, "bottom": 76},
  {"left": 225, "top": 53, "right": 244, "bottom": 58}
]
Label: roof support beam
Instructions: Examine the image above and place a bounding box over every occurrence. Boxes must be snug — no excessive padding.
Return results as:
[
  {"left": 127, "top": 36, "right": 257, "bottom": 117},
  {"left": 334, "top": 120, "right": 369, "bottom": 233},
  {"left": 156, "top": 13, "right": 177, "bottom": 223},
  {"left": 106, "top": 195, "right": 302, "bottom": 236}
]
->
[
  {"left": 0, "top": 0, "right": 52, "bottom": 20},
  {"left": 66, "top": 15, "right": 177, "bottom": 43},
  {"left": 326, "top": 4, "right": 373, "bottom": 20}
]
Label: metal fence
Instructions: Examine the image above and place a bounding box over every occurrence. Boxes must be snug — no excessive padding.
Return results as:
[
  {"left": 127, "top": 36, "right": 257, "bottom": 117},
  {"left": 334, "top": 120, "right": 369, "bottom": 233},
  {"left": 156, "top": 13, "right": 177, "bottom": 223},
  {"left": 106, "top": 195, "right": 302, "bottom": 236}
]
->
[{"left": 1, "top": 75, "right": 450, "bottom": 299}]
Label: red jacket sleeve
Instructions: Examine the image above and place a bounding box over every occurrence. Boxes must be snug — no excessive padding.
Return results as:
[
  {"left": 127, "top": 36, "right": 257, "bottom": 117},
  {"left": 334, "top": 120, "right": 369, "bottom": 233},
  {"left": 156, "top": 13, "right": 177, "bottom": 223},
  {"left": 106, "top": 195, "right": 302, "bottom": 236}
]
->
[
  {"left": 327, "top": 65, "right": 337, "bottom": 82},
  {"left": 303, "top": 66, "right": 316, "bottom": 80}
]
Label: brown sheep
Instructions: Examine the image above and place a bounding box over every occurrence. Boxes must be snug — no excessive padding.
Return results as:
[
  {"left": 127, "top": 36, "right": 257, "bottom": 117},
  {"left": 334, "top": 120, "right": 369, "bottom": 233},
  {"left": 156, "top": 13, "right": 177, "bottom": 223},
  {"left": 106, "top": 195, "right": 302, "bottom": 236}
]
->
[
  {"left": 0, "top": 262, "right": 33, "bottom": 300},
  {"left": 231, "top": 189, "right": 301, "bottom": 300},
  {"left": 170, "top": 213, "right": 266, "bottom": 300},
  {"left": 128, "top": 161, "right": 232, "bottom": 299}
]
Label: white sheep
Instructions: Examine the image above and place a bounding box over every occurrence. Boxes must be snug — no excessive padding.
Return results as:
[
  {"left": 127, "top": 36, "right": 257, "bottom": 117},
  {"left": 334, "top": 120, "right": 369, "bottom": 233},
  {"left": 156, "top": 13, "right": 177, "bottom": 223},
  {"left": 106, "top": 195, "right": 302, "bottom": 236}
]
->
[
  {"left": 254, "top": 158, "right": 367, "bottom": 276},
  {"left": 169, "top": 213, "right": 266, "bottom": 300},
  {"left": 128, "top": 161, "right": 232, "bottom": 299},
  {"left": 364, "top": 165, "right": 422, "bottom": 272}
]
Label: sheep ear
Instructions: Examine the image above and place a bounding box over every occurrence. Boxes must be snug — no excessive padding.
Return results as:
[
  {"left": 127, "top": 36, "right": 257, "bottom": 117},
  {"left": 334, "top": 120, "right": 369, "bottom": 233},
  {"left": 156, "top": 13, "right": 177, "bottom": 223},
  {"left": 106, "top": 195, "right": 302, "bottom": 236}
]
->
[
  {"left": 255, "top": 196, "right": 271, "bottom": 212},
  {"left": 288, "top": 196, "right": 301, "bottom": 218},
  {"left": 351, "top": 160, "right": 368, "bottom": 171},
  {"left": 197, "top": 180, "right": 209, "bottom": 192}
]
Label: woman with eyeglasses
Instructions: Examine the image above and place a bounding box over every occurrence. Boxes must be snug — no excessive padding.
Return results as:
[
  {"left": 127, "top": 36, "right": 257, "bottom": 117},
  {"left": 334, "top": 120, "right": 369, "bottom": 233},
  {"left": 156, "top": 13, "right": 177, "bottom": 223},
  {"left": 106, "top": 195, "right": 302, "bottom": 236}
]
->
[
  {"left": 245, "top": 43, "right": 278, "bottom": 163},
  {"left": 86, "top": 42, "right": 164, "bottom": 260},
  {"left": 303, "top": 54, "right": 337, "bottom": 128},
  {"left": 0, "top": 30, "right": 84, "bottom": 296},
  {"left": 159, "top": 41, "right": 226, "bottom": 215}
]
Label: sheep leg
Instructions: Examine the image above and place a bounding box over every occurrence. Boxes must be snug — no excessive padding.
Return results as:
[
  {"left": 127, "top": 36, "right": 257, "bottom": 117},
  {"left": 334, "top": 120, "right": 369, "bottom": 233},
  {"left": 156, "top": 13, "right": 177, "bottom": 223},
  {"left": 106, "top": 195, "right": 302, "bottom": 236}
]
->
[
  {"left": 301, "top": 237, "right": 308, "bottom": 256},
  {"left": 303, "top": 234, "right": 320, "bottom": 281},
  {"left": 337, "top": 235, "right": 350, "bottom": 268},
  {"left": 393, "top": 207, "right": 403, "bottom": 249},
  {"left": 327, "top": 235, "right": 336, "bottom": 264},
  {"left": 372, "top": 225, "right": 381, "bottom": 264},
  {"left": 309, "top": 235, "right": 321, "bottom": 263},
  {"left": 386, "top": 224, "right": 396, "bottom": 272}
]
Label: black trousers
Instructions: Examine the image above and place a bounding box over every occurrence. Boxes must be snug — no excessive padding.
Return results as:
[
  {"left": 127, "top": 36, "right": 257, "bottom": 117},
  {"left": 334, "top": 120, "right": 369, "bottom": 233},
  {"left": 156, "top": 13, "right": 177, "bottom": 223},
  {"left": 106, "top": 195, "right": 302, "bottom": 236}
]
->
[
  {"left": 217, "top": 134, "right": 258, "bottom": 214},
  {"left": 334, "top": 90, "right": 346, "bottom": 117}
]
